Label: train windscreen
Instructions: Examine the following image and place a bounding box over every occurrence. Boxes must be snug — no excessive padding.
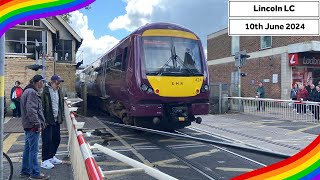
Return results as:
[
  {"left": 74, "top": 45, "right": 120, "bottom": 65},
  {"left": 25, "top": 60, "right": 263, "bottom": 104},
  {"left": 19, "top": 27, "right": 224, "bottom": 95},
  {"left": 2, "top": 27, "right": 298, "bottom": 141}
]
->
[{"left": 142, "top": 36, "right": 203, "bottom": 76}]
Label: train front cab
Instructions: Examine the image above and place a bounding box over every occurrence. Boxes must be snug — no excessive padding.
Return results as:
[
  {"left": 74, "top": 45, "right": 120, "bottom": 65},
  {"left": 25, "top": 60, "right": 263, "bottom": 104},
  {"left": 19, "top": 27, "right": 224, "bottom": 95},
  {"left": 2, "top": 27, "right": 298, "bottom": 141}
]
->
[{"left": 129, "top": 27, "right": 210, "bottom": 129}]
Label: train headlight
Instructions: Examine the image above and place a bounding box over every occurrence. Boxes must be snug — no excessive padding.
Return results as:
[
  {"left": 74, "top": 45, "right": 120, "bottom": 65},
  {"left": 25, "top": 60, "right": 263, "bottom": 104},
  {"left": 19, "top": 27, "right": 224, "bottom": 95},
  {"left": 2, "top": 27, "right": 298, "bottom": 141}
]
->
[
  {"left": 204, "top": 85, "right": 209, "bottom": 91},
  {"left": 141, "top": 84, "right": 149, "bottom": 92},
  {"left": 201, "top": 85, "right": 209, "bottom": 92}
]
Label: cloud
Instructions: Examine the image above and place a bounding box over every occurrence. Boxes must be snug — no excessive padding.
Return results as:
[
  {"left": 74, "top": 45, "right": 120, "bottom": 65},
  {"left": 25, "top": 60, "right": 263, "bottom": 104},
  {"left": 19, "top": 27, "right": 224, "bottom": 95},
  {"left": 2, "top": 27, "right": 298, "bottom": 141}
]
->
[
  {"left": 69, "top": 11, "right": 119, "bottom": 65},
  {"left": 108, "top": 0, "right": 228, "bottom": 56},
  {"left": 109, "top": 0, "right": 162, "bottom": 32}
]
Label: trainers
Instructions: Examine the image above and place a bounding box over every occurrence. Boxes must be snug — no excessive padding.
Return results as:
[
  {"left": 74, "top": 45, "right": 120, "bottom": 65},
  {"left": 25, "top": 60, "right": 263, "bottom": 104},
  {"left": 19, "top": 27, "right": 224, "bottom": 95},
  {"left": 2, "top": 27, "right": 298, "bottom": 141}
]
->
[
  {"left": 20, "top": 172, "right": 30, "bottom": 178},
  {"left": 41, "top": 160, "right": 54, "bottom": 169},
  {"left": 29, "top": 173, "right": 49, "bottom": 180},
  {"left": 50, "top": 156, "right": 62, "bottom": 165}
]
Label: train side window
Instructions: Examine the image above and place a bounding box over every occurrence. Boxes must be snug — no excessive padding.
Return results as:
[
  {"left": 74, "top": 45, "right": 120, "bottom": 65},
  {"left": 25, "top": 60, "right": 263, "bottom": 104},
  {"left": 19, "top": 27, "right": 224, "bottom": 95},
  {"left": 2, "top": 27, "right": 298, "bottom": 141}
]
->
[{"left": 122, "top": 47, "right": 128, "bottom": 71}]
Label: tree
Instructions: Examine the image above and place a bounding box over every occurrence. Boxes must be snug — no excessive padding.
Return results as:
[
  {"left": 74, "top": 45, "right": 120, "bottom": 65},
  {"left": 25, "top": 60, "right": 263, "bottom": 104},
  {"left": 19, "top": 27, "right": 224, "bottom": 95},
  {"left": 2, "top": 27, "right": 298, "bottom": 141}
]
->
[{"left": 62, "top": 6, "right": 91, "bottom": 23}]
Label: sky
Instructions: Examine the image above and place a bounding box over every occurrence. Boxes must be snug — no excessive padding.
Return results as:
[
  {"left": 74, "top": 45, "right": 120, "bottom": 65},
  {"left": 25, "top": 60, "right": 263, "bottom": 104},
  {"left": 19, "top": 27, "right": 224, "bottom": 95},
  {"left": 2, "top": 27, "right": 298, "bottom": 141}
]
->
[{"left": 69, "top": 0, "right": 228, "bottom": 66}]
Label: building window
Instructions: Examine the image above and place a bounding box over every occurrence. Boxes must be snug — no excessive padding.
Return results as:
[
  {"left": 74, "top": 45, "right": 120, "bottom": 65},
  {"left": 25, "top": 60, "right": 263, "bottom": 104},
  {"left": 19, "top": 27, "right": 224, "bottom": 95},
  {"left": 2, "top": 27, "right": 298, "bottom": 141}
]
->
[
  {"left": 5, "top": 29, "right": 47, "bottom": 57},
  {"left": 19, "top": 20, "right": 41, "bottom": 27},
  {"left": 261, "top": 36, "right": 272, "bottom": 49},
  {"left": 231, "top": 36, "right": 240, "bottom": 55},
  {"left": 57, "top": 40, "right": 72, "bottom": 62}
]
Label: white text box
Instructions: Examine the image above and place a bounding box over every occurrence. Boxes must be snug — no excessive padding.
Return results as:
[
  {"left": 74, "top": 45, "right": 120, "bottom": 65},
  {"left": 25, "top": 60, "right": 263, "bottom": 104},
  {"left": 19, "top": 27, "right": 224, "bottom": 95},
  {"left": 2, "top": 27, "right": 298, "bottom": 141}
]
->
[
  {"left": 229, "top": 1, "right": 319, "bottom": 17},
  {"left": 229, "top": 19, "right": 319, "bottom": 35}
]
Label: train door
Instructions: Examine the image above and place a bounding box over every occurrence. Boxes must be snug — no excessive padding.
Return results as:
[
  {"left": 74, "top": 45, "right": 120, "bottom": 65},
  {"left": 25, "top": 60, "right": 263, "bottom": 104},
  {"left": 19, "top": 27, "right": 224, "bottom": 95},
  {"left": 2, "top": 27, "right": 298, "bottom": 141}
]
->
[{"left": 120, "top": 42, "right": 130, "bottom": 104}]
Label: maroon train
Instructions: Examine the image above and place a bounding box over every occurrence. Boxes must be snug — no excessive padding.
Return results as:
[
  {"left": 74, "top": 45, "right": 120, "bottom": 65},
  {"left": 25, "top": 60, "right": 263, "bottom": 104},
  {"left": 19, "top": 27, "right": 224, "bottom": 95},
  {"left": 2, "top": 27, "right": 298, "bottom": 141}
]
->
[{"left": 77, "top": 22, "right": 210, "bottom": 130}]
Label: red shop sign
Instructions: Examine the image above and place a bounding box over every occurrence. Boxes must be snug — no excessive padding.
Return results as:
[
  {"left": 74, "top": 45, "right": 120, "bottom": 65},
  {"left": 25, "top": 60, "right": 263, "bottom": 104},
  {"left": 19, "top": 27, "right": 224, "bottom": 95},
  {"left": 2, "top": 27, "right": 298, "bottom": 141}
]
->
[{"left": 289, "top": 53, "right": 320, "bottom": 66}]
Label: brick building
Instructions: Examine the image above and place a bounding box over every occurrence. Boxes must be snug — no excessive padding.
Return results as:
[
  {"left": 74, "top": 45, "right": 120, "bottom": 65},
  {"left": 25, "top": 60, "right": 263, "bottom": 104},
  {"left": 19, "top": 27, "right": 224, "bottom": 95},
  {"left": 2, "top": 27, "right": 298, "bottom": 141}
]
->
[
  {"left": 4, "top": 16, "right": 82, "bottom": 112},
  {"left": 207, "top": 28, "right": 320, "bottom": 99}
]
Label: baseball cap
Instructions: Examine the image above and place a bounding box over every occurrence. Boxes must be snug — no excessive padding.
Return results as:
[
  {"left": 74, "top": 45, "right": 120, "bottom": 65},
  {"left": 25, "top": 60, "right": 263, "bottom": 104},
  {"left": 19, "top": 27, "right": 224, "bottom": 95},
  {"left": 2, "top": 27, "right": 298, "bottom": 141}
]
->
[
  {"left": 31, "top": 74, "right": 45, "bottom": 83},
  {"left": 51, "top": 75, "right": 64, "bottom": 82}
]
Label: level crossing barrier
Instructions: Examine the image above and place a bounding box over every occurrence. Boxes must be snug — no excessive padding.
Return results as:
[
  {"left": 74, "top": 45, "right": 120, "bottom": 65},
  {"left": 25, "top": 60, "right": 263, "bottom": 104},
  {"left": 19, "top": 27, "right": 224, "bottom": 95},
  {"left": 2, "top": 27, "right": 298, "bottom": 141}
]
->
[
  {"left": 227, "top": 97, "right": 320, "bottom": 123},
  {"left": 64, "top": 98, "right": 104, "bottom": 180},
  {"left": 92, "top": 144, "right": 178, "bottom": 180}
]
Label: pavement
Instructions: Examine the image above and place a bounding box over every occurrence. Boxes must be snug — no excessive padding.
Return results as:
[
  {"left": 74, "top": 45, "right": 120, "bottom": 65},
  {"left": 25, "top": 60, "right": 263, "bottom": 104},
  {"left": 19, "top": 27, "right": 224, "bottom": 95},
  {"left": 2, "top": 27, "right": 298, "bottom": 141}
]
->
[
  {"left": 3, "top": 117, "right": 73, "bottom": 180},
  {"left": 193, "top": 113, "right": 319, "bottom": 156}
]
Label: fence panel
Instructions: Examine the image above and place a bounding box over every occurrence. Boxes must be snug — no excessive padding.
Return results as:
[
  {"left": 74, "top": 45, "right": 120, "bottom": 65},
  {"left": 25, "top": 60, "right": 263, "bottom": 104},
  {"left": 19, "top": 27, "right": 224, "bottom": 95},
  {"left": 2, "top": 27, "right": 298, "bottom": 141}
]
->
[{"left": 227, "top": 97, "right": 320, "bottom": 123}]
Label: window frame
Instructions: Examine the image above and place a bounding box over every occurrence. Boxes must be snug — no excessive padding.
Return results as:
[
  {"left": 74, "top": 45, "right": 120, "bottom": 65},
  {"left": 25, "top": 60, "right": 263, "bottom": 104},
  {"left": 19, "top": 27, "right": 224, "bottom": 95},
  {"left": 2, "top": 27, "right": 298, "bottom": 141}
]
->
[
  {"left": 5, "top": 28, "right": 47, "bottom": 56},
  {"left": 56, "top": 39, "right": 73, "bottom": 62},
  {"left": 260, "top": 36, "right": 272, "bottom": 50}
]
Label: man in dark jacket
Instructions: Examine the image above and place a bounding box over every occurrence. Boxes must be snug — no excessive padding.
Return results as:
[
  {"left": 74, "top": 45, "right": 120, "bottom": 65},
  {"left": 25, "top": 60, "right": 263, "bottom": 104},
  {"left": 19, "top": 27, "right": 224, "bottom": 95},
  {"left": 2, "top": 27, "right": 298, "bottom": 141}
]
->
[
  {"left": 256, "top": 82, "right": 265, "bottom": 111},
  {"left": 10, "top": 80, "right": 23, "bottom": 117},
  {"left": 20, "top": 75, "right": 49, "bottom": 179},
  {"left": 41, "top": 75, "right": 65, "bottom": 169}
]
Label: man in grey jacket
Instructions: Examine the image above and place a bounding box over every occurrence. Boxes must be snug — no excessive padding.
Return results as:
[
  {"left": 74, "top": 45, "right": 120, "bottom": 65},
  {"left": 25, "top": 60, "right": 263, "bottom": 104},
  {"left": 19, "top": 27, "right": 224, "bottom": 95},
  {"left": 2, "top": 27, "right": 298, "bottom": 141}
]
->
[{"left": 20, "top": 75, "right": 49, "bottom": 180}]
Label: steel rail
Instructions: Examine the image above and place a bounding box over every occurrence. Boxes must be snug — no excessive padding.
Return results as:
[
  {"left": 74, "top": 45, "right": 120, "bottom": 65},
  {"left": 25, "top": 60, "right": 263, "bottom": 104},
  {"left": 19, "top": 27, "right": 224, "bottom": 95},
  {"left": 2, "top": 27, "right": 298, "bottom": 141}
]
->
[{"left": 97, "top": 118, "right": 291, "bottom": 159}]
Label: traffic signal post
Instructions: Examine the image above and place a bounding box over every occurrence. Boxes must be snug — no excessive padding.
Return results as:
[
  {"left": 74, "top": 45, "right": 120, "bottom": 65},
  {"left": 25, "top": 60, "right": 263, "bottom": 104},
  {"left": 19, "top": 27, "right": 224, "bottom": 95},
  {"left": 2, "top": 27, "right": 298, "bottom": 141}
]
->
[
  {"left": 0, "top": 35, "right": 4, "bottom": 180},
  {"left": 235, "top": 51, "right": 250, "bottom": 112}
]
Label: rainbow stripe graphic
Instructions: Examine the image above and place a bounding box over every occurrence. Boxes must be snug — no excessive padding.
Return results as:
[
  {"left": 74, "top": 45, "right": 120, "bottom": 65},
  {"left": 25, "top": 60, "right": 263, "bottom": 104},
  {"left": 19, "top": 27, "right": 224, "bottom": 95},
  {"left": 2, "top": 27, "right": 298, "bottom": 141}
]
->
[
  {"left": 232, "top": 135, "right": 320, "bottom": 180},
  {"left": 1, "top": 1, "right": 320, "bottom": 180},
  {"left": 0, "top": 0, "right": 95, "bottom": 37}
]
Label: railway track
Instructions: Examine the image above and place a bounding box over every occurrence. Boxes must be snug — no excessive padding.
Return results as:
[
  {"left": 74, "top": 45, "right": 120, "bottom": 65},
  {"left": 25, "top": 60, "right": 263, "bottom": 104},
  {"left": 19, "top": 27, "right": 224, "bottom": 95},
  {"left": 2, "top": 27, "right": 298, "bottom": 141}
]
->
[
  {"left": 96, "top": 117, "right": 291, "bottom": 159},
  {"left": 91, "top": 115, "right": 289, "bottom": 179}
]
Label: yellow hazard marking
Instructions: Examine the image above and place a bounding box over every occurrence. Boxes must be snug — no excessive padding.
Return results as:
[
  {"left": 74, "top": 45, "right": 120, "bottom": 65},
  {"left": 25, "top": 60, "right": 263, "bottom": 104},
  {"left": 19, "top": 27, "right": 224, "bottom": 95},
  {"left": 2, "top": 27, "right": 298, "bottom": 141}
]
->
[
  {"left": 94, "top": 117, "right": 153, "bottom": 167},
  {"left": 159, "top": 138, "right": 198, "bottom": 144},
  {"left": 3, "top": 133, "right": 23, "bottom": 153},
  {"left": 97, "top": 161, "right": 128, "bottom": 167},
  {"left": 215, "top": 167, "right": 254, "bottom": 172},
  {"left": 0, "top": 76, "right": 4, "bottom": 97},
  {"left": 286, "top": 124, "right": 320, "bottom": 135},
  {"left": 185, "top": 149, "right": 220, "bottom": 160},
  {"left": 131, "top": 142, "right": 152, "bottom": 146},
  {"left": 153, "top": 158, "right": 189, "bottom": 169}
]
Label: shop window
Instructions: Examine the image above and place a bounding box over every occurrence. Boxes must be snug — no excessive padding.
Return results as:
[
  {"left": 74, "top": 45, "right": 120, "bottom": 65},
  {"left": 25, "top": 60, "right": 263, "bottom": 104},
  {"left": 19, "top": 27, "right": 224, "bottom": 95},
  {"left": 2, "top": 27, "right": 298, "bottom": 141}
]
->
[
  {"left": 231, "top": 36, "right": 239, "bottom": 55},
  {"left": 261, "top": 36, "right": 272, "bottom": 49},
  {"left": 56, "top": 40, "right": 72, "bottom": 62}
]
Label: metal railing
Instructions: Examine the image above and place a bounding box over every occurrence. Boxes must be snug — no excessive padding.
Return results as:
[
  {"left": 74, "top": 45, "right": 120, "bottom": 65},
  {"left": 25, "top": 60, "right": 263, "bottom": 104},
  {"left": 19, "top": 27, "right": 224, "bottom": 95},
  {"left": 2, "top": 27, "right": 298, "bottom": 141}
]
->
[{"left": 227, "top": 97, "right": 320, "bottom": 123}]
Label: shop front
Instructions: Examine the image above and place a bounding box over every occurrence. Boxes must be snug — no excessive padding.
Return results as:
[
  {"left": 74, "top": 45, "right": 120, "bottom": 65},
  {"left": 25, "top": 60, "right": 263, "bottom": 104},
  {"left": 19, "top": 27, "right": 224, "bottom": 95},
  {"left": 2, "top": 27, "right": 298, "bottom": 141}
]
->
[{"left": 289, "top": 52, "right": 320, "bottom": 87}]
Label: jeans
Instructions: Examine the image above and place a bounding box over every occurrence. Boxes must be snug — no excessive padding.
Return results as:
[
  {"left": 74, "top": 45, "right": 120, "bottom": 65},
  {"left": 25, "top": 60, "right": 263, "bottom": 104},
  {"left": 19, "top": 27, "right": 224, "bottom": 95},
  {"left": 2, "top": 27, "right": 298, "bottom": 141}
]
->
[
  {"left": 21, "top": 130, "right": 40, "bottom": 177},
  {"left": 42, "top": 122, "right": 61, "bottom": 161}
]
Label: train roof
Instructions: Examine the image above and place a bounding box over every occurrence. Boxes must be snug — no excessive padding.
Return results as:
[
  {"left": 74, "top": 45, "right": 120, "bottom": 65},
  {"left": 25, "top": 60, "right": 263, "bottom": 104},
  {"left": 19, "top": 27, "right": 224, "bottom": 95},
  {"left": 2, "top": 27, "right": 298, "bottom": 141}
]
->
[{"left": 131, "top": 22, "right": 196, "bottom": 36}]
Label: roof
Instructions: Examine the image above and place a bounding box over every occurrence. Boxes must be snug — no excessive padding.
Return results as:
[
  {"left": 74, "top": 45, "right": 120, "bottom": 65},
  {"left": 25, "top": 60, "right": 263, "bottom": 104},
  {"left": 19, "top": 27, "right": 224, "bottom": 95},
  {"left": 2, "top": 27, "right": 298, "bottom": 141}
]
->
[
  {"left": 40, "top": 18, "right": 57, "bottom": 33},
  {"left": 56, "top": 16, "right": 83, "bottom": 50},
  {"left": 207, "top": 28, "right": 228, "bottom": 40}
]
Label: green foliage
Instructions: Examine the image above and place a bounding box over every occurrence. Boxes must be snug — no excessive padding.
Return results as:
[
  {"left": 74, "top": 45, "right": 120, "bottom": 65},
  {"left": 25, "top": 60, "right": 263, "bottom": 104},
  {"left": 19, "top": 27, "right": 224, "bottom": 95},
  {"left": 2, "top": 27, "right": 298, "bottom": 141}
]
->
[{"left": 61, "top": 6, "right": 91, "bottom": 24}]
